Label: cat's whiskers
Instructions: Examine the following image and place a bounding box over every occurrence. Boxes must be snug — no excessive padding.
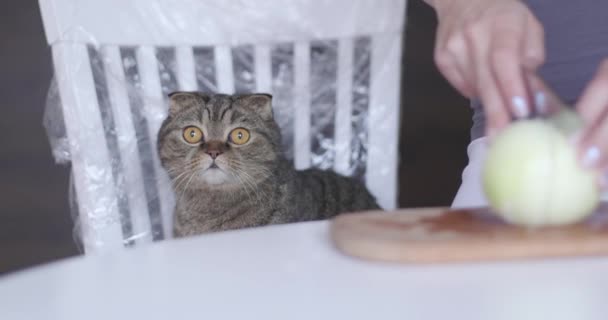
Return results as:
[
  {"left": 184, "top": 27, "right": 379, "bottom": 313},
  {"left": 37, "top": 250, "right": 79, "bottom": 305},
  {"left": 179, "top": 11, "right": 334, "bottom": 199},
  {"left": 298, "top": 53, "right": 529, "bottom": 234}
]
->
[
  {"left": 180, "top": 169, "right": 200, "bottom": 202},
  {"left": 170, "top": 161, "right": 201, "bottom": 188},
  {"left": 226, "top": 170, "right": 258, "bottom": 206},
  {"left": 237, "top": 172, "right": 265, "bottom": 207},
  {"left": 221, "top": 158, "right": 272, "bottom": 180},
  {"left": 216, "top": 158, "right": 267, "bottom": 205},
  {"left": 224, "top": 159, "right": 274, "bottom": 201},
  {"left": 171, "top": 160, "right": 204, "bottom": 204},
  {"left": 170, "top": 172, "right": 191, "bottom": 197},
  {"left": 224, "top": 160, "right": 271, "bottom": 206},
  {"left": 234, "top": 169, "right": 272, "bottom": 204},
  {"left": 165, "top": 158, "right": 202, "bottom": 176},
  {"left": 172, "top": 172, "right": 195, "bottom": 203}
]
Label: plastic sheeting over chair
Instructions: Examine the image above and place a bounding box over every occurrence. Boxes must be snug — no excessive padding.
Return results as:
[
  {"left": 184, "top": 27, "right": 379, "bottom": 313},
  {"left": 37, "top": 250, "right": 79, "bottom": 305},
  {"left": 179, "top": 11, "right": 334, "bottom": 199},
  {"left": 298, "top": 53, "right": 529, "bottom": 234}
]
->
[{"left": 39, "top": 0, "right": 408, "bottom": 253}]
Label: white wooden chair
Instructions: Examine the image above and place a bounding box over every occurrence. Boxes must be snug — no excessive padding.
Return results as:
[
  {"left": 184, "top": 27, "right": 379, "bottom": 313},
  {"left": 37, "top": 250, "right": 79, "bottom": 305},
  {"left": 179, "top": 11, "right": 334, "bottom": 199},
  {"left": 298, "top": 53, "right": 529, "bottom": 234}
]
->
[{"left": 39, "top": 0, "right": 408, "bottom": 253}]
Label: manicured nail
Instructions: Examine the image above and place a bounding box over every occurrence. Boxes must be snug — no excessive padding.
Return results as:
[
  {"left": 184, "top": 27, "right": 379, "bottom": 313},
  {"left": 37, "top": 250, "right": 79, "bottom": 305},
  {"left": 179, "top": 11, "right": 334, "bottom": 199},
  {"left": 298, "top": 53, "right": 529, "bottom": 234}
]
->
[
  {"left": 534, "top": 91, "right": 547, "bottom": 114},
  {"left": 512, "top": 96, "right": 529, "bottom": 118},
  {"left": 582, "top": 146, "right": 601, "bottom": 168}
]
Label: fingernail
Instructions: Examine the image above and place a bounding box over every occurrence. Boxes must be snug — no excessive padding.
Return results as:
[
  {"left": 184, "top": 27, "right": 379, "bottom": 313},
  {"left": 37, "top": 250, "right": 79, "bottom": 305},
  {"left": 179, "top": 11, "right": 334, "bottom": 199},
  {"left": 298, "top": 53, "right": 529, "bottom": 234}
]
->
[
  {"left": 512, "top": 96, "right": 529, "bottom": 118},
  {"left": 534, "top": 91, "right": 547, "bottom": 114},
  {"left": 582, "top": 146, "right": 601, "bottom": 168}
]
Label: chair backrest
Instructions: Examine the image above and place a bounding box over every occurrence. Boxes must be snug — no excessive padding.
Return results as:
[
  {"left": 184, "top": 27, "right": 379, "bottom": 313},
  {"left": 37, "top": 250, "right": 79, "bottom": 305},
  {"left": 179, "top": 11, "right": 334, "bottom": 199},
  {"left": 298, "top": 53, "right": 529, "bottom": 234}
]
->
[{"left": 40, "top": 0, "right": 407, "bottom": 253}]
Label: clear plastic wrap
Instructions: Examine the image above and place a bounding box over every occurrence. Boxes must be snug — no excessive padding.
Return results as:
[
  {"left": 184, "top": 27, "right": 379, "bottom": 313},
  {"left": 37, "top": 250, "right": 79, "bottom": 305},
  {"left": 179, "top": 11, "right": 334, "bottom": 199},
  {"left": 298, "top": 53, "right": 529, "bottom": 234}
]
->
[{"left": 40, "top": 0, "right": 407, "bottom": 253}]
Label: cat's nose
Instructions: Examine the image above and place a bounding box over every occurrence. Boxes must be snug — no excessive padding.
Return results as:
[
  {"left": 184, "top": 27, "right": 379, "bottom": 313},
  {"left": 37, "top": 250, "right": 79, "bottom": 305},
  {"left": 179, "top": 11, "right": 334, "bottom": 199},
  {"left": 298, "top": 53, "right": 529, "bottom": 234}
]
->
[
  {"left": 206, "top": 149, "right": 223, "bottom": 159},
  {"left": 203, "top": 140, "right": 226, "bottom": 159}
]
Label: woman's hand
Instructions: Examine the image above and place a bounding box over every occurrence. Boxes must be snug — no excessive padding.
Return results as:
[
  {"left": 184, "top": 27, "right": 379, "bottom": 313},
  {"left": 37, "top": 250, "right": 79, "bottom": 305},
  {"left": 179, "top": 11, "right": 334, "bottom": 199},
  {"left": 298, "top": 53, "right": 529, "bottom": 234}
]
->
[
  {"left": 575, "top": 59, "right": 608, "bottom": 188},
  {"left": 427, "top": 0, "right": 545, "bottom": 137}
]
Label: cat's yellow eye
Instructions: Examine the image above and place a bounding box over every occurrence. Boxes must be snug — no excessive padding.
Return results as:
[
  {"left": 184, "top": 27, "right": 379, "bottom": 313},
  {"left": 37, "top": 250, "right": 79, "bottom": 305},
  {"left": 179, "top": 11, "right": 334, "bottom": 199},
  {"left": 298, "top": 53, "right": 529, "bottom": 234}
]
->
[
  {"left": 229, "top": 128, "right": 250, "bottom": 145},
  {"left": 182, "top": 126, "right": 204, "bottom": 144}
]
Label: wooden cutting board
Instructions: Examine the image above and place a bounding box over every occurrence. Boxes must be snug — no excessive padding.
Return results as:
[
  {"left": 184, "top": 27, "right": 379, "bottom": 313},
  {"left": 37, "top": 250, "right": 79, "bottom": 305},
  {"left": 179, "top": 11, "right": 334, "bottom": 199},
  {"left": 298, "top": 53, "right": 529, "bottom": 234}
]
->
[{"left": 330, "top": 204, "right": 608, "bottom": 264}]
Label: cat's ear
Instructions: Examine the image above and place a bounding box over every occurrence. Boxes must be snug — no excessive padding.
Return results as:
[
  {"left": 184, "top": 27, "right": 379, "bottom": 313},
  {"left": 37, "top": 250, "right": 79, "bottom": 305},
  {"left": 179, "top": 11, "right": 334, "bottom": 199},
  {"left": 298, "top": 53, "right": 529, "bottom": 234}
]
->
[
  {"left": 167, "top": 91, "right": 210, "bottom": 116},
  {"left": 241, "top": 93, "right": 273, "bottom": 120}
]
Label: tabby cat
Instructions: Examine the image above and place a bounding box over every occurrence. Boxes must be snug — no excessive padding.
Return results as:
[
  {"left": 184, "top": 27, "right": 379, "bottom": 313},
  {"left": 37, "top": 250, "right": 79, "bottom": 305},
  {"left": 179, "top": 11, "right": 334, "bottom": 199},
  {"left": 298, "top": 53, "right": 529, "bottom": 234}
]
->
[{"left": 157, "top": 92, "right": 380, "bottom": 237}]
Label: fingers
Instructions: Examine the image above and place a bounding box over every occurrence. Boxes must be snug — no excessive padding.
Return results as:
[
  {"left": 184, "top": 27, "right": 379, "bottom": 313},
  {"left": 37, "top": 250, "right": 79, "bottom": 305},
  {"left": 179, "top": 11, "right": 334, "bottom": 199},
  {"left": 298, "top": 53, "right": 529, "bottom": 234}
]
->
[
  {"left": 434, "top": 26, "right": 475, "bottom": 98},
  {"left": 454, "top": 19, "right": 510, "bottom": 140},
  {"left": 435, "top": 58, "right": 476, "bottom": 97},
  {"left": 575, "top": 60, "right": 608, "bottom": 188},
  {"left": 522, "top": 16, "right": 546, "bottom": 69},
  {"left": 484, "top": 11, "right": 546, "bottom": 135},
  {"left": 579, "top": 118, "right": 608, "bottom": 190},
  {"left": 479, "top": 69, "right": 510, "bottom": 139},
  {"left": 465, "top": 24, "right": 511, "bottom": 138},
  {"left": 431, "top": 1, "right": 546, "bottom": 139},
  {"left": 577, "top": 60, "right": 608, "bottom": 126},
  {"left": 524, "top": 71, "right": 567, "bottom": 115},
  {"left": 489, "top": 20, "right": 530, "bottom": 120},
  {"left": 436, "top": 17, "right": 519, "bottom": 137}
]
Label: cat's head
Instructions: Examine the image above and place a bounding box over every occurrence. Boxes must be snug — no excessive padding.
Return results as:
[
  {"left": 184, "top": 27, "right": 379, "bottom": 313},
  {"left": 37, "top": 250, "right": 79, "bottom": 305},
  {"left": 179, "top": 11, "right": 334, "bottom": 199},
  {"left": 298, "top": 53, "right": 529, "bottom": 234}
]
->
[{"left": 157, "top": 92, "right": 283, "bottom": 191}]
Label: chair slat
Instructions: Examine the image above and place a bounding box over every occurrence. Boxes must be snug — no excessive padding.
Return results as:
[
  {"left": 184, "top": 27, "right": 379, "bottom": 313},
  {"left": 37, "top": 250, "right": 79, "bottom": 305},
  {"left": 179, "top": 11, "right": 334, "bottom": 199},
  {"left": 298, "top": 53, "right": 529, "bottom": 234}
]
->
[
  {"left": 102, "top": 45, "right": 153, "bottom": 244},
  {"left": 254, "top": 45, "right": 272, "bottom": 93},
  {"left": 53, "top": 43, "right": 124, "bottom": 251},
  {"left": 175, "top": 46, "right": 197, "bottom": 91},
  {"left": 334, "top": 39, "right": 354, "bottom": 176},
  {"left": 367, "top": 33, "right": 403, "bottom": 210},
  {"left": 214, "top": 46, "right": 235, "bottom": 93},
  {"left": 135, "top": 46, "right": 175, "bottom": 239},
  {"left": 293, "top": 42, "right": 311, "bottom": 170}
]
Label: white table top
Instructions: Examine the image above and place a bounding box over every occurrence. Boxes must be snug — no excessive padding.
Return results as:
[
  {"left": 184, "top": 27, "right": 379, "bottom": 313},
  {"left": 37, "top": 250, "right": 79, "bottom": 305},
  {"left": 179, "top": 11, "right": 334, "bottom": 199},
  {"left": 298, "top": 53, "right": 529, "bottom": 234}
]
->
[{"left": 1, "top": 220, "right": 608, "bottom": 320}]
